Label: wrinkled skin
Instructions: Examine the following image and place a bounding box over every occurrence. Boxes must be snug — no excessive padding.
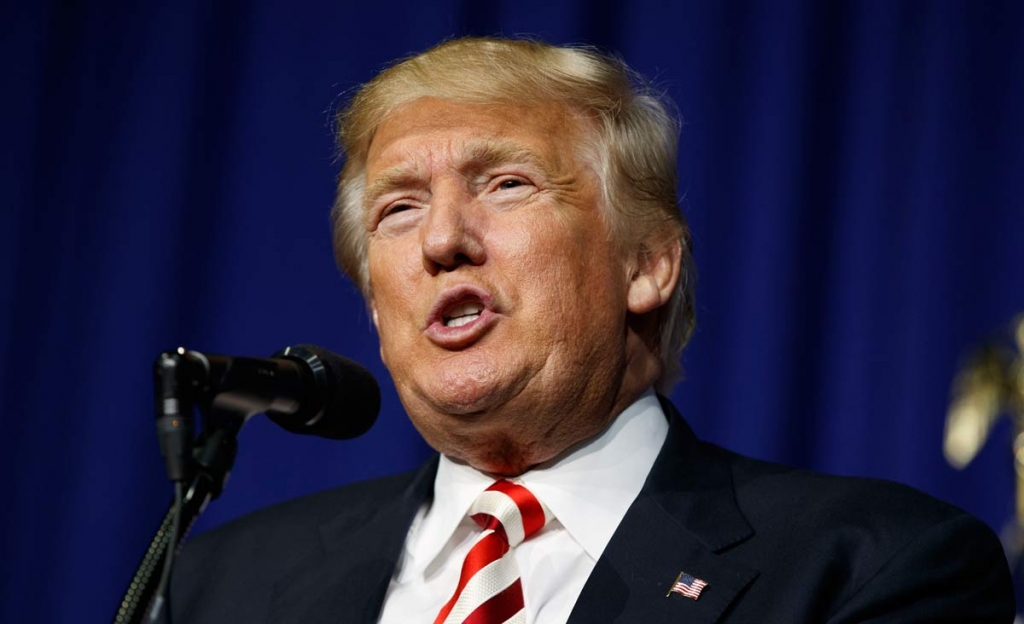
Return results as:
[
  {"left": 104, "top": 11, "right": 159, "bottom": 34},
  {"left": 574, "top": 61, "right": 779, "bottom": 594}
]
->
[{"left": 363, "top": 97, "right": 678, "bottom": 475}]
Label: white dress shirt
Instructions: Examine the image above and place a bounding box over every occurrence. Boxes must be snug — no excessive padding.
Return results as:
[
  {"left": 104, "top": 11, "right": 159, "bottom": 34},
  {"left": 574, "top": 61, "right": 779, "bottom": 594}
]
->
[{"left": 378, "top": 389, "right": 669, "bottom": 623}]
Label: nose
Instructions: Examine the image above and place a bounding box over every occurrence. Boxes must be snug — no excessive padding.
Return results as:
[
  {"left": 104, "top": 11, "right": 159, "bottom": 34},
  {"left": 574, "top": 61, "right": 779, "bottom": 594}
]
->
[{"left": 420, "top": 184, "right": 486, "bottom": 274}]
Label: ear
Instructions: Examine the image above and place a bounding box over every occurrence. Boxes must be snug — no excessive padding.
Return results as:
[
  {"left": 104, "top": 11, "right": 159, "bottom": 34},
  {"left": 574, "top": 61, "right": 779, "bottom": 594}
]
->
[
  {"left": 370, "top": 299, "right": 380, "bottom": 331},
  {"left": 627, "top": 239, "right": 681, "bottom": 315},
  {"left": 369, "top": 299, "right": 388, "bottom": 366}
]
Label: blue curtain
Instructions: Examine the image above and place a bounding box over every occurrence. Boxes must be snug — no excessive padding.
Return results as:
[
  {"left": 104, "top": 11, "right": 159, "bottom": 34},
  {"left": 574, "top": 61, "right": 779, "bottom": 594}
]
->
[{"left": 2, "top": 1, "right": 1022, "bottom": 621}]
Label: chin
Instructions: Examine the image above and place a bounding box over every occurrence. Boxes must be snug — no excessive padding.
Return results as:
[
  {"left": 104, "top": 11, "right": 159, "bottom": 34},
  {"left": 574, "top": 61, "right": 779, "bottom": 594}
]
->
[
  {"left": 414, "top": 386, "right": 499, "bottom": 416},
  {"left": 417, "top": 362, "right": 528, "bottom": 415}
]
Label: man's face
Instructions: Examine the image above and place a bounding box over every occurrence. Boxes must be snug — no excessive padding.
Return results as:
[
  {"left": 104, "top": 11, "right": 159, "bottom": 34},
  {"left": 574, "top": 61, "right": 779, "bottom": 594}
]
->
[{"left": 363, "top": 97, "right": 639, "bottom": 474}]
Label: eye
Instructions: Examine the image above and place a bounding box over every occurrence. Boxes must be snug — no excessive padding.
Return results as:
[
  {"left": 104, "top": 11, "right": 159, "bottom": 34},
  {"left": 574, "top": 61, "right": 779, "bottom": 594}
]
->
[
  {"left": 383, "top": 203, "right": 413, "bottom": 217},
  {"left": 482, "top": 175, "right": 535, "bottom": 209},
  {"left": 490, "top": 175, "right": 534, "bottom": 193},
  {"left": 374, "top": 201, "right": 422, "bottom": 233},
  {"left": 498, "top": 179, "right": 524, "bottom": 190}
]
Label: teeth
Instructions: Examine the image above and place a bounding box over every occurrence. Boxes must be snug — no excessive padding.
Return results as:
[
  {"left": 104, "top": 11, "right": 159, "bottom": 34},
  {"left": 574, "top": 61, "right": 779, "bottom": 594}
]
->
[
  {"left": 443, "top": 301, "right": 484, "bottom": 328},
  {"left": 447, "top": 302, "right": 483, "bottom": 318},
  {"left": 446, "top": 314, "right": 480, "bottom": 328}
]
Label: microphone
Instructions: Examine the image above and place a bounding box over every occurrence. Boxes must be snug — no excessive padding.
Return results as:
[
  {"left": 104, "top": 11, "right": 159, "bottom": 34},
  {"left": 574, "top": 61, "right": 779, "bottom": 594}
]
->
[
  {"left": 267, "top": 344, "right": 380, "bottom": 440},
  {"left": 182, "top": 344, "right": 381, "bottom": 440},
  {"left": 155, "top": 344, "right": 380, "bottom": 482}
]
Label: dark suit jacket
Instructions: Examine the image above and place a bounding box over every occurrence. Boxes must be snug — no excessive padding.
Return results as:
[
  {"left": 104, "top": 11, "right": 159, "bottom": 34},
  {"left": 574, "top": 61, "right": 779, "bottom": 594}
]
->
[{"left": 169, "top": 402, "right": 1014, "bottom": 623}]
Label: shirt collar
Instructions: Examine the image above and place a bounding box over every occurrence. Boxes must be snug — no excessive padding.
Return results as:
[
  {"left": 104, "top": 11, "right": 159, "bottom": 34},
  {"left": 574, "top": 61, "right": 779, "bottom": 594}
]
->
[
  {"left": 405, "top": 389, "right": 669, "bottom": 573},
  {"left": 517, "top": 388, "right": 668, "bottom": 560}
]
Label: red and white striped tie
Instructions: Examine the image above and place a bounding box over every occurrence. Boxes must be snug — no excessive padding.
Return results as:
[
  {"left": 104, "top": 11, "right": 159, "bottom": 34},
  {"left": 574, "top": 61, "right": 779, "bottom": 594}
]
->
[{"left": 433, "top": 480, "right": 551, "bottom": 624}]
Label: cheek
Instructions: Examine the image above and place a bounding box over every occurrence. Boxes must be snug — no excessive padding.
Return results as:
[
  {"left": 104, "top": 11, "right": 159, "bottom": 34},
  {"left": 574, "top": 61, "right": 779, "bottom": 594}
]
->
[
  {"left": 368, "top": 241, "right": 419, "bottom": 299},
  {"left": 496, "top": 225, "right": 566, "bottom": 306},
  {"left": 368, "top": 252, "right": 423, "bottom": 354},
  {"left": 509, "top": 222, "right": 612, "bottom": 323},
  {"left": 487, "top": 221, "right": 534, "bottom": 264}
]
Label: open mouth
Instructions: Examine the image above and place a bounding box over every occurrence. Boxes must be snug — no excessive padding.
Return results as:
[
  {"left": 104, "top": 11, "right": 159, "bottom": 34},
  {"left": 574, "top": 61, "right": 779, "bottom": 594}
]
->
[
  {"left": 426, "top": 285, "right": 498, "bottom": 347},
  {"left": 443, "top": 301, "right": 484, "bottom": 328}
]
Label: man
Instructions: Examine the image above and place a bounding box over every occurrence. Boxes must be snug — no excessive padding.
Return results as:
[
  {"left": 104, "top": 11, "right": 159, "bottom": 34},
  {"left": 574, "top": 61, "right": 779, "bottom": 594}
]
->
[{"left": 168, "top": 38, "right": 1014, "bottom": 623}]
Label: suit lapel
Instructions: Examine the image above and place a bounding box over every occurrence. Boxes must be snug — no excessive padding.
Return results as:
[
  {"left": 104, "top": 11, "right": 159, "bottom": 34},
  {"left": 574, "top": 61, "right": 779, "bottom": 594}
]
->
[
  {"left": 568, "top": 400, "right": 759, "bottom": 623},
  {"left": 267, "top": 457, "right": 438, "bottom": 624},
  {"left": 265, "top": 401, "right": 757, "bottom": 623}
]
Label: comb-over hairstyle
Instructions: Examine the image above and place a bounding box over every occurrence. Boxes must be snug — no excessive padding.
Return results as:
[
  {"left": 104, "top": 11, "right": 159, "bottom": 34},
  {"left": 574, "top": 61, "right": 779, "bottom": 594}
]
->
[{"left": 331, "top": 37, "right": 696, "bottom": 392}]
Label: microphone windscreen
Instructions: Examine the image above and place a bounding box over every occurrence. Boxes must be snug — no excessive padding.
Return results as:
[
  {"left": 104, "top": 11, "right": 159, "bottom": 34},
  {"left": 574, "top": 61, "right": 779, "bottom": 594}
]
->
[{"left": 270, "top": 344, "right": 380, "bottom": 440}]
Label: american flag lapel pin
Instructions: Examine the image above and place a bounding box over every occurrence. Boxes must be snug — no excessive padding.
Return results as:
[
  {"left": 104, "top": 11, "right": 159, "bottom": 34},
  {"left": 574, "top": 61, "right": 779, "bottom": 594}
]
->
[{"left": 666, "top": 571, "right": 708, "bottom": 600}]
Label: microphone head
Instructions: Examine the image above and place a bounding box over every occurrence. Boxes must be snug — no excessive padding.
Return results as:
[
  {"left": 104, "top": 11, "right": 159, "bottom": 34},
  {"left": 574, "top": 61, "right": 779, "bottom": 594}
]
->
[{"left": 269, "top": 344, "right": 380, "bottom": 440}]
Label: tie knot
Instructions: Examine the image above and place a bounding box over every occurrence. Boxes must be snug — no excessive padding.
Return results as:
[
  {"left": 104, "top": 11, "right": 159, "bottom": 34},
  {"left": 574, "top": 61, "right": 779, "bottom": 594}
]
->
[{"left": 468, "top": 480, "right": 550, "bottom": 548}]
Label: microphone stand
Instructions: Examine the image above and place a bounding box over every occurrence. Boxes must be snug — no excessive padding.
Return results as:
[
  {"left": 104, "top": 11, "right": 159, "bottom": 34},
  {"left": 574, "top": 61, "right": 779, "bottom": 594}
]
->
[
  {"left": 113, "top": 410, "right": 242, "bottom": 624},
  {"left": 114, "top": 344, "right": 379, "bottom": 623}
]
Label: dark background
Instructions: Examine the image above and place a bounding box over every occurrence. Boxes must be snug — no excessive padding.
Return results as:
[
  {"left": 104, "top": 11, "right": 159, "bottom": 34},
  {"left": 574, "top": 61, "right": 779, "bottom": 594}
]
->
[{"left": 2, "top": 1, "right": 1022, "bottom": 621}]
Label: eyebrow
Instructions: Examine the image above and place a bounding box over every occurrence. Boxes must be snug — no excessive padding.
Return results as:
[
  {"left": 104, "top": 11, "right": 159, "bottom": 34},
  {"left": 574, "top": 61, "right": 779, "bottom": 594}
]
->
[
  {"left": 364, "top": 166, "right": 425, "bottom": 207},
  {"left": 460, "top": 140, "right": 548, "bottom": 176},
  {"left": 363, "top": 139, "right": 549, "bottom": 207}
]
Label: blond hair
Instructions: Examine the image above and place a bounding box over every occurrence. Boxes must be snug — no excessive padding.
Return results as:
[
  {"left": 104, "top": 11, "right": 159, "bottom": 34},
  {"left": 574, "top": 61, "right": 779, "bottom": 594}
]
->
[{"left": 331, "top": 37, "right": 696, "bottom": 392}]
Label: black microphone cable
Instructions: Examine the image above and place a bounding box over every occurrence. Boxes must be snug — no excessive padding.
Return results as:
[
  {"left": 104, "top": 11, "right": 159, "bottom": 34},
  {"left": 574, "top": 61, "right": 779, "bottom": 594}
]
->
[{"left": 147, "top": 481, "right": 183, "bottom": 624}]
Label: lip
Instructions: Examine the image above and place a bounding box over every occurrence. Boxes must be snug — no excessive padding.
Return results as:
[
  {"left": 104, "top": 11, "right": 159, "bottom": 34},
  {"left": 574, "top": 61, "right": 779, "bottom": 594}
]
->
[{"left": 425, "top": 284, "right": 500, "bottom": 349}]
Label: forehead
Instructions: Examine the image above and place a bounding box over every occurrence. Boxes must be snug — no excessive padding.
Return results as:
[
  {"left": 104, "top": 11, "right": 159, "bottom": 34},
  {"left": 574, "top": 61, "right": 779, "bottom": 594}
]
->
[{"left": 364, "top": 97, "right": 588, "bottom": 178}]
